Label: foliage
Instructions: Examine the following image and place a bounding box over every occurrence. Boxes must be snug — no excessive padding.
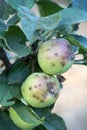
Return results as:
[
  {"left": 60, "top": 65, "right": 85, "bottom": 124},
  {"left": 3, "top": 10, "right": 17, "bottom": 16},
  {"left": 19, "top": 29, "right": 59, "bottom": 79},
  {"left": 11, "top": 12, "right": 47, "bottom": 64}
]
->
[{"left": 0, "top": 0, "right": 87, "bottom": 130}]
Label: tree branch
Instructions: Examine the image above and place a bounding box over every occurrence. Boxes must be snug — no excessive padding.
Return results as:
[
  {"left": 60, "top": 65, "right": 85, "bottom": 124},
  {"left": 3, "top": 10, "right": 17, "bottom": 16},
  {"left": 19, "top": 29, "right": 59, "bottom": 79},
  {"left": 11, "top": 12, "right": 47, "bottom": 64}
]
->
[{"left": 0, "top": 47, "right": 12, "bottom": 73}]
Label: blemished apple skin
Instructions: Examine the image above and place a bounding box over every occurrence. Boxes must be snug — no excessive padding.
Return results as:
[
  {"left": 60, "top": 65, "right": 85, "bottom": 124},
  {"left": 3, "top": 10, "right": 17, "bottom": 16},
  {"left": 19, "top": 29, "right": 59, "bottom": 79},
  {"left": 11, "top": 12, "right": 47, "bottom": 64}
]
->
[
  {"left": 38, "top": 38, "right": 74, "bottom": 75},
  {"left": 21, "top": 73, "right": 60, "bottom": 108}
]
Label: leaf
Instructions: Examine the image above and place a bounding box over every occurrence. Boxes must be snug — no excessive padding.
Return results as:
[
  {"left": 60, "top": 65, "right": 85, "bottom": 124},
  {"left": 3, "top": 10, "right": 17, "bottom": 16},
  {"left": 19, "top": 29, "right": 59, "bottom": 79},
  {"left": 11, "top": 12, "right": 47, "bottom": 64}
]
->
[
  {"left": 12, "top": 102, "right": 43, "bottom": 127},
  {"left": 34, "top": 124, "right": 47, "bottom": 130},
  {"left": 58, "top": 7, "right": 87, "bottom": 28},
  {"left": 0, "top": 75, "right": 21, "bottom": 106},
  {"left": 33, "top": 108, "right": 67, "bottom": 130},
  {"left": 72, "top": 45, "right": 78, "bottom": 53},
  {"left": 72, "top": 0, "right": 87, "bottom": 11},
  {"left": 0, "top": 0, "right": 16, "bottom": 20},
  {"left": 33, "top": 105, "right": 54, "bottom": 118},
  {"left": 38, "top": 14, "right": 61, "bottom": 31},
  {"left": 2, "top": 25, "right": 32, "bottom": 57},
  {"left": 18, "top": 6, "right": 87, "bottom": 43},
  {"left": 0, "top": 19, "right": 7, "bottom": 31},
  {"left": 18, "top": 6, "right": 61, "bottom": 43},
  {"left": 18, "top": 6, "right": 39, "bottom": 43},
  {"left": 74, "top": 59, "right": 87, "bottom": 65},
  {"left": 7, "top": 0, "right": 35, "bottom": 10},
  {"left": 36, "top": 0, "right": 63, "bottom": 16},
  {"left": 65, "top": 34, "right": 87, "bottom": 52},
  {"left": 72, "top": 35, "right": 87, "bottom": 49},
  {"left": 7, "top": 13, "right": 20, "bottom": 26},
  {"left": 44, "top": 113, "right": 67, "bottom": 130},
  {"left": 0, "top": 37, "right": 9, "bottom": 49},
  {"left": 0, "top": 111, "right": 20, "bottom": 130},
  {"left": 8, "top": 60, "right": 30, "bottom": 85}
]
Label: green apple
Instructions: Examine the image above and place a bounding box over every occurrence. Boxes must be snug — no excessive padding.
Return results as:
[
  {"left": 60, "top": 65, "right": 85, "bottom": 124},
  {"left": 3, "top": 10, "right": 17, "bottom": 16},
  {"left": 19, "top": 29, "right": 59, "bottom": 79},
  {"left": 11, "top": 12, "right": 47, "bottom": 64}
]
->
[
  {"left": 21, "top": 73, "right": 60, "bottom": 108},
  {"left": 38, "top": 38, "right": 74, "bottom": 75},
  {"left": 9, "top": 107, "right": 37, "bottom": 130}
]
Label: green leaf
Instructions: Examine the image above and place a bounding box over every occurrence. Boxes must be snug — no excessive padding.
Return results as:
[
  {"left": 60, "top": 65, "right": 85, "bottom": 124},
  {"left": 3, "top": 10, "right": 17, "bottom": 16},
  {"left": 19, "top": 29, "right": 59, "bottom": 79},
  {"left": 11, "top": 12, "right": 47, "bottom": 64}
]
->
[
  {"left": 58, "top": 7, "right": 87, "bottom": 28},
  {"left": 33, "top": 105, "right": 54, "bottom": 118},
  {"left": 33, "top": 108, "right": 66, "bottom": 130},
  {"left": 38, "top": 14, "right": 61, "bottom": 31},
  {"left": 0, "top": 75, "right": 21, "bottom": 106},
  {"left": 74, "top": 59, "right": 87, "bottom": 65},
  {"left": 12, "top": 102, "right": 43, "bottom": 127},
  {"left": 8, "top": 60, "right": 30, "bottom": 85},
  {"left": 72, "top": 45, "right": 78, "bottom": 53},
  {"left": 34, "top": 124, "right": 48, "bottom": 130},
  {"left": 36, "top": 0, "right": 63, "bottom": 16},
  {"left": 18, "top": 6, "right": 61, "bottom": 43},
  {"left": 2, "top": 25, "right": 31, "bottom": 57},
  {"left": 0, "top": 19, "right": 7, "bottom": 31},
  {"left": 7, "top": 13, "right": 20, "bottom": 26},
  {"left": 65, "top": 34, "right": 87, "bottom": 52},
  {"left": 0, "top": 0, "right": 16, "bottom": 20},
  {"left": 7, "top": 0, "right": 35, "bottom": 10},
  {"left": 44, "top": 113, "right": 67, "bottom": 130},
  {"left": 72, "top": 35, "right": 87, "bottom": 49},
  {"left": 0, "top": 111, "right": 20, "bottom": 130},
  {"left": 18, "top": 6, "right": 39, "bottom": 43},
  {"left": 0, "top": 37, "right": 9, "bottom": 49},
  {"left": 72, "top": 0, "right": 87, "bottom": 11},
  {"left": 18, "top": 6, "right": 87, "bottom": 43}
]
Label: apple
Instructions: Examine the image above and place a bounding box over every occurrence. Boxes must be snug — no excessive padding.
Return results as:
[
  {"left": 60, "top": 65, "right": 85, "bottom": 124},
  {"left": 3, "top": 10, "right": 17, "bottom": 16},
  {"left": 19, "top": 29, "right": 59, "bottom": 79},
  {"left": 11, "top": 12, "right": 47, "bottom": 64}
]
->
[
  {"left": 38, "top": 38, "right": 74, "bottom": 75},
  {"left": 21, "top": 73, "right": 60, "bottom": 108},
  {"left": 9, "top": 107, "right": 38, "bottom": 130}
]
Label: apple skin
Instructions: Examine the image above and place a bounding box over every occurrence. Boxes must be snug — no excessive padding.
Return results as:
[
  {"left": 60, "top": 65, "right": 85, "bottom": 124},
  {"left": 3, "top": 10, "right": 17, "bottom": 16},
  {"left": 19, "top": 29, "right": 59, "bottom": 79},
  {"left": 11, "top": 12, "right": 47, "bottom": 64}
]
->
[
  {"left": 9, "top": 107, "right": 37, "bottom": 130},
  {"left": 21, "top": 73, "right": 60, "bottom": 108},
  {"left": 38, "top": 38, "right": 74, "bottom": 75}
]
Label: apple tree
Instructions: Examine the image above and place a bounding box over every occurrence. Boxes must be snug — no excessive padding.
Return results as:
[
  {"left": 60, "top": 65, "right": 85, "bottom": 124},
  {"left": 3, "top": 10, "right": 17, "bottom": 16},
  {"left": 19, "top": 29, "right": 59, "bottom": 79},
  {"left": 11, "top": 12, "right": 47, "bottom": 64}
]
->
[{"left": 0, "top": 0, "right": 87, "bottom": 130}]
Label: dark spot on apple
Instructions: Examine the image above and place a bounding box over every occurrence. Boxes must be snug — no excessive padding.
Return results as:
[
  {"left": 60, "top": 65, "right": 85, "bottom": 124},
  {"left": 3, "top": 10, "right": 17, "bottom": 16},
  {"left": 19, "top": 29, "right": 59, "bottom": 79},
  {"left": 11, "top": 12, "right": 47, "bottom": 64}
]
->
[
  {"left": 34, "top": 85, "right": 37, "bottom": 88},
  {"left": 36, "top": 96, "right": 39, "bottom": 100},
  {"left": 52, "top": 63, "right": 55, "bottom": 67},
  {"left": 61, "top": 61, "right": 65, "bottom": 66},
  {"left": 33, "top": 95, "right": 39, "bottom": 100},
  {"left": 62, "top": 56, "right": 67, "bottom": 60},
  {"left": 47, "top": 82, "right": 55, "bottom": 93},
  {"left": 38, "top": 84, "right": 42, "bottom": 87},
  {"left": 47, "top": 82, "right": 53, "bottom": 88},
  {"left": 43, "top": 75, "right": 48, "bottom": 80},
  {"left": 50, "top": 88, "right": 54, "bottom": 94},
  {"left": 54, "top": 53, "right": 58, "bottom": 56},
  {"left": 40, "top": 100, "right": 44, "bottom": 103},
  {"left": 29, "top": 87, "right": 32, "bottom": 90},
  {"left": 33, "top": 94, "right": 36, "bottom": 98}
]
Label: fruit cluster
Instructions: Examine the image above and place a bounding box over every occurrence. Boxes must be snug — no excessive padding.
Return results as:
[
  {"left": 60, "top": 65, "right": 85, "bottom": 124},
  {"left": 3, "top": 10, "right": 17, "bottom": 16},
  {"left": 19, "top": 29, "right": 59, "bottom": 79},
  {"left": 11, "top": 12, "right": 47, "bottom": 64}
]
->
[
  {"left": 9, "top": 38, "right": 74, "bottom": 129},
  {"left": 21, "top": 38, "right": 74, "bottom": 108}
]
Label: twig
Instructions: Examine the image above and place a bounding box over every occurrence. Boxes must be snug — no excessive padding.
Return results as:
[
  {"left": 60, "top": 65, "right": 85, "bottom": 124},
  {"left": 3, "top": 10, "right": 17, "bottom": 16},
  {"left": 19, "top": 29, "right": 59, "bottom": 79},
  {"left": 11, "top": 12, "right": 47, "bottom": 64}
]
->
[{"left": 0, "top": 47, "right": 12, "bottom": 73}]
